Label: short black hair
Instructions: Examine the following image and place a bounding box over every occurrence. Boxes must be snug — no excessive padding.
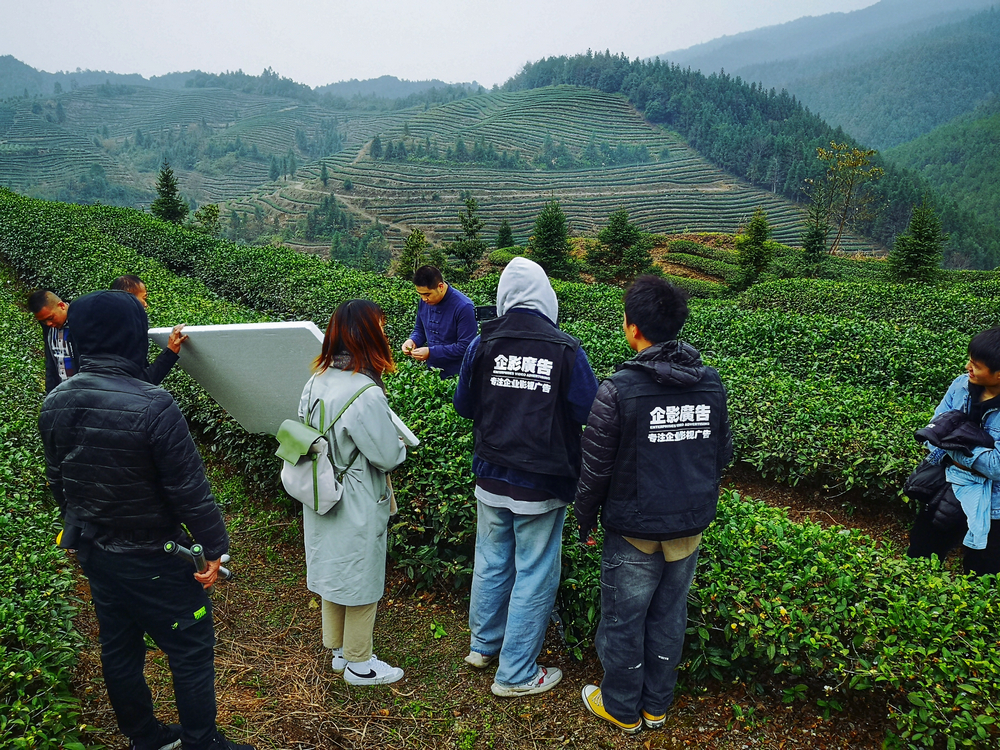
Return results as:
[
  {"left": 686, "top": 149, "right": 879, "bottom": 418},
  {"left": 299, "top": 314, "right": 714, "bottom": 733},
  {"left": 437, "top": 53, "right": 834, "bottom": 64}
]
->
[
  {"left": 111, "top": 275, "right": 145, "bottom": 295},
  {"left": 413, "top": 265, "right": 443, "bottom": 288},
  {"left": 623, "top": 275, "right": 689, "bottom": 344},
  {"left": 969, "top": 327, "right": 1000, "bottom": 372},
  {"left": 27, "top": 289, "right": 60, "bottom": 314}
]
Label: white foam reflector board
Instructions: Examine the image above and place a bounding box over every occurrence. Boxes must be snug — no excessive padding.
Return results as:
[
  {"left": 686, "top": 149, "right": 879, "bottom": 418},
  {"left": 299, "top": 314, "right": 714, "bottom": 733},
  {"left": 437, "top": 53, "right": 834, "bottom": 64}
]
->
[{"left": 149, "top": 321, "right": 324, "bottom": 435}]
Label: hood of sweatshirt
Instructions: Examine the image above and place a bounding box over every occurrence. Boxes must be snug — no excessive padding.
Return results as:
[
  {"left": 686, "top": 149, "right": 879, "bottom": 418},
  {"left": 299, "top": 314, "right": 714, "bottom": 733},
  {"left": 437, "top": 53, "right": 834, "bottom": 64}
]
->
[
  {"left": 496, "top": 256, "right": 559, "bottom": 323},
  {"left": 620, "top": 340, "right": 706, "bottom": 386},
  {"left": 68, "top": 290, "right": 149, "bottom": 377}
]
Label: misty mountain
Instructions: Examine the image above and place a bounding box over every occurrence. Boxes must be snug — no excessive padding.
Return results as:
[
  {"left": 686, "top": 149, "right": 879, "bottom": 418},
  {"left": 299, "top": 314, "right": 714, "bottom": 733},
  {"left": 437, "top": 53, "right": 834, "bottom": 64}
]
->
[
  {"left": 0, "top": 55, "right": 198, "bottom": 99},
  {"left": 657, "top": 0, "right": 993, "bottom": 78},
  {"left": 775, "top": 7, "right": 1000, "bottom": 150}
]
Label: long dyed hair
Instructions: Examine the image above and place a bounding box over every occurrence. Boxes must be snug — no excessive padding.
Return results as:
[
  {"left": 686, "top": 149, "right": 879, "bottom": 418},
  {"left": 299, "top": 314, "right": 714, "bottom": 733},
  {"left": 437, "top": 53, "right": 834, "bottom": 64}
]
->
[{"left": 314, "top": 299, "right": 396, "bottom": 375}]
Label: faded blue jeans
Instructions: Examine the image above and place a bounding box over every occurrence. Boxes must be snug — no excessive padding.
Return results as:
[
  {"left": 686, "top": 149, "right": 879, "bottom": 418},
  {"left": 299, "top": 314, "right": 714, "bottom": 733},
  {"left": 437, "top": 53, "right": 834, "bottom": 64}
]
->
[
  {"left": 595, "top": 531, "right": 699, "bottom": 723},
  {"left": 468, "top": 501, "right": 565, "bottom": 686}
]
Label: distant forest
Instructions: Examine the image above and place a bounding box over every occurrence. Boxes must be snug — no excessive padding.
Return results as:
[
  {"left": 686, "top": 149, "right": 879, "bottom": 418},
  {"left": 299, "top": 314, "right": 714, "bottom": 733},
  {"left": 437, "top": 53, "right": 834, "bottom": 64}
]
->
[
  {"left": 887, "top": 96, "right": 1000, "bottom": 225},
  {"left": 185, "top": 68, "right": 485, "bottom": 111},
  {"left": 502, "top": 50, "right": 999, "bottom": 269},
  {"left": 780, "top": 6, "right": 1000, "bottom": 150}
]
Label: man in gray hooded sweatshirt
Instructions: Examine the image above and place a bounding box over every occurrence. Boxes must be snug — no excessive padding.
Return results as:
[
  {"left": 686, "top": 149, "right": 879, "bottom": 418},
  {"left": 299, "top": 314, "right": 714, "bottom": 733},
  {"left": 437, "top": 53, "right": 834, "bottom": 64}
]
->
[{"left": 453, "top": 257, "right": 599, "bottom": 696}]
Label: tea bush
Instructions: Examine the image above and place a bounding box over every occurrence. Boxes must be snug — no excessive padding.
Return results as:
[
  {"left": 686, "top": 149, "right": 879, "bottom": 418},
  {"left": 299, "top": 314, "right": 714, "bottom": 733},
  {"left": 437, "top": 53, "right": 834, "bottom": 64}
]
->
[
  {"left": 0, "top": 268, "right": 86, "bottom": 750},
  {"left": 691, "top": 491, "right": 1000, "bottom": 749},
  {"left": 740, "top": 279, "right": 1000, "bottom": 335}
]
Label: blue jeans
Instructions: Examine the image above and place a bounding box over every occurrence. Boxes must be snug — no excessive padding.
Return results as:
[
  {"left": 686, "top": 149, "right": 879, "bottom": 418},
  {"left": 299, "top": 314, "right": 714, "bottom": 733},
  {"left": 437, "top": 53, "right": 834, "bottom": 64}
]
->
[
  {"left": 595, "top": 532, "right": 699, "bottom": 723},
  {"left": 468, "top": 501, "right": 565, "bottom": 686}
]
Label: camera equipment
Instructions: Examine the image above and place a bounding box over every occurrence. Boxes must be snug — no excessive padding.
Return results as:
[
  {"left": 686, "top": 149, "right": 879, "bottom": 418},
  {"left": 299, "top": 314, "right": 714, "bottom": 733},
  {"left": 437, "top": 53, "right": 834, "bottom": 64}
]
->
[{"left": 164, "top": 540, "right": 232, "bottom": 581}]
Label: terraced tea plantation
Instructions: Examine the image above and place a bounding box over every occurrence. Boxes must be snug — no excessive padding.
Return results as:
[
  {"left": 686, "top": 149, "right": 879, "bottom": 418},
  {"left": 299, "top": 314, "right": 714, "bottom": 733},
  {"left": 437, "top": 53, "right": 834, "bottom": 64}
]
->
[{"left": 1, "top": 84, "right": 876, "bottom": 255}]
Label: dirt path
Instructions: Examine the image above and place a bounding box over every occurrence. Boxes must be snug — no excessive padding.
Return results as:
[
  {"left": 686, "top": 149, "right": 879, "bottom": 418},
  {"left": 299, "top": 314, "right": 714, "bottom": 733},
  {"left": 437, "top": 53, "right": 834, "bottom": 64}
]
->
[{"left": 69, "top": 466, "right": 905, "bottom": 749}]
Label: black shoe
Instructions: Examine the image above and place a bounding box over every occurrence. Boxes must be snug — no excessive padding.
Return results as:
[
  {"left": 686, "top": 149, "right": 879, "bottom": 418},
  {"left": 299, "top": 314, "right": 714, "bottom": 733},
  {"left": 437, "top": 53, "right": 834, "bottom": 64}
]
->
[
  {"left": 130, "top": 722, "right": 182, "bottom": 750},
  {"left": 194, "top": 730, "right": 256, "bottom": 750}
]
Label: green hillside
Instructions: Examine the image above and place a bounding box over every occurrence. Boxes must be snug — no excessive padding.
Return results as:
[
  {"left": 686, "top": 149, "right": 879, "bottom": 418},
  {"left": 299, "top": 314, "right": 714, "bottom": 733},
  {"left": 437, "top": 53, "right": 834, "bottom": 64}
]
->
[
  {"left": 0, "top": 81, "right": 876, "bottom": 254},
  {"left": 773, "top": 6, "right": 1000, "bottom": 150},
  {"left": 885, "top": 98, "right": 1000, "bottom": 223},
  {"left": 660, "top": 0, "right": 994, "bottom": 82}
]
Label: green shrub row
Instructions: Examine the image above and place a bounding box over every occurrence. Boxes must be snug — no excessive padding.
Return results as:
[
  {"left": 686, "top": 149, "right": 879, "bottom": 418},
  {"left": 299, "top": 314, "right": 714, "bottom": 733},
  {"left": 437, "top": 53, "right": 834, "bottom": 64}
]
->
[
  {"left": 665, "top": 238, "right": 736, "bottom": 262},
  {"left": 740, "top": 279, "right": 1000, "bottom": 335},
  {"left": 682, "top": 305, "right": 967, "bottom": 400},
  {"left": 0, "top": 267, "right": 86, "bottom": 750},
  {"left": 559, "top": 490, "right": 1000, "bottom": 749},
  {"left": 0, "top": 190, "right": 940, "bottom": 498},
  {"left": 486, "top": 246, "right": 526, "bottom": 266},
  {"left": 666, "top": 251, "right": 741, "bottom": 284},
  {"left": 561, "top": 318, "right": 933, "bottom": 495}
]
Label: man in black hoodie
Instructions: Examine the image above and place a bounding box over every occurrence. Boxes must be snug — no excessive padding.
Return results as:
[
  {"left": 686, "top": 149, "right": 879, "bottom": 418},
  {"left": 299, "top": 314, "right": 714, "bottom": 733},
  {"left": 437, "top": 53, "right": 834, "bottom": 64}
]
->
[
  {"left": 575, "top": 276, "right": 732, "bottom": 734},
  {"left": 39, "top": 290, "right": 253, "bottom": 750}
]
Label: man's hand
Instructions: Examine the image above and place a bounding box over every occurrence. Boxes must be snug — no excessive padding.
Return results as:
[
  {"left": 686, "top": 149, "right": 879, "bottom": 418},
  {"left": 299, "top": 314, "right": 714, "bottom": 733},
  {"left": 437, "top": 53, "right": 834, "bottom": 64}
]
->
[
  {"left": 410, "top": 346, "right": 430, "bottom": 361},
  {"left": 194, "top": 558, "right": 221, "bottom": 589},
  {"left": 401, "top": 339, "right": 416, "bottom": 355},
  {"left": 167, "top": 324, "right": 189, "bottom": 355}
]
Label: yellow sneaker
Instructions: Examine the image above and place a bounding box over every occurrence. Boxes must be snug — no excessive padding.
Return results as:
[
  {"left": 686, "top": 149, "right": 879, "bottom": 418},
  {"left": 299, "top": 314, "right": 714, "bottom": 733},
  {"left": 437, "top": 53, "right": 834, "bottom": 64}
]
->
[
  {"left": 642, "top": 709, "right": 666, "bottom": 729},
  {"left": 581, "top": 685, "right": 642, "bottom": 734}
]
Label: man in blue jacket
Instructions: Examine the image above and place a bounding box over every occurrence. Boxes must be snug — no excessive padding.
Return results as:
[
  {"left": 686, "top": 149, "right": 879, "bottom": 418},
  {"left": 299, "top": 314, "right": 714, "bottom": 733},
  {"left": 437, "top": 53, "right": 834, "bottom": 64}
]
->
[
  {"left": 454, "top": 257, "right": 599, "bottom": 697},
  {"left": 402, "top": 265, "right": 476, "bottom": 378}
]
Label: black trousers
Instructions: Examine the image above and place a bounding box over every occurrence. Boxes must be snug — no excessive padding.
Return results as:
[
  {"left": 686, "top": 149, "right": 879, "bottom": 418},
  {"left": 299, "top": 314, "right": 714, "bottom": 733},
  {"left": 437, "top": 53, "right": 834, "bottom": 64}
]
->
[
  {"left": 907, "top": 509, "right": 1000, "bottom": 576},
  {"left": 80, "top": 544, "right": 218, "bottom": 749}
]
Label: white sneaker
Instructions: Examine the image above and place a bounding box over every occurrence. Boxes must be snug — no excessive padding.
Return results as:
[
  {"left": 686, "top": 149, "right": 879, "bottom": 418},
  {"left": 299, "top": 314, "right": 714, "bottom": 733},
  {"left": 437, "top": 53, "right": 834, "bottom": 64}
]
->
[
  {"left": 331, "top": 649, "right": 346, "bottom": 674},
  {"left": 344, "top": 655, "right": 404, "bottom": 686},
  {"left": 491, "top": 665, "right": 562, "bottom": 697},
  {"left": 464, "top": 651, "right": 496, "bottom": 669}
]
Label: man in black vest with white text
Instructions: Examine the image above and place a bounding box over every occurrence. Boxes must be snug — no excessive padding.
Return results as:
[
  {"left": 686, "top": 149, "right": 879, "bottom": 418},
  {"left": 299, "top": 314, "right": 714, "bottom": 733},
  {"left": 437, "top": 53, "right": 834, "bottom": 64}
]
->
[
  {"left": 575, "top": 275, "right": 732, "bottom": 733},
  {"left": 454, "top": 257, "right": 599, "bottom": 697}
]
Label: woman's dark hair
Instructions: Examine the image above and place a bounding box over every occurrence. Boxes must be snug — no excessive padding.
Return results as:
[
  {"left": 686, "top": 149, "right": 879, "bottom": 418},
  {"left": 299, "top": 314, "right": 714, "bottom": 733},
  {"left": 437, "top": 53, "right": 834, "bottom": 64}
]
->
[
  {"left": 969, "top": 327, "right": 1000, "bottom": 372},
  {"left": 315, "top": 299, "right": 396, "bottom": 375},
  {"left": 623, "top": 275, "right": 689, "bottom": 343},
  {"left": 111, "top": 275, "right": 145, "bottom": 295}
]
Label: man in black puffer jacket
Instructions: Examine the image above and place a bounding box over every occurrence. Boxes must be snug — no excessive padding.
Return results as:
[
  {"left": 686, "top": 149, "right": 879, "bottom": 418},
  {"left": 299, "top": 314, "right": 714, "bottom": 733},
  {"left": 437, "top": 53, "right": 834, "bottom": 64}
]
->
[
  {"left": 39, "top": 290, "right": 253, "bottom": 750},
  {"left": 575, "top": 276, "right": 732, "bottom": 734}
]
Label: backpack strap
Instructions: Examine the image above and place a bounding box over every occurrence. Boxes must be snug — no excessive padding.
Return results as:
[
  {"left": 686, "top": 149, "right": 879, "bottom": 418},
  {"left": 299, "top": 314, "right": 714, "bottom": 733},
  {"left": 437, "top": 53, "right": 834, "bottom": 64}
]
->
[{"left": 311, "top": 382, "right": 378, "bottom": 480}]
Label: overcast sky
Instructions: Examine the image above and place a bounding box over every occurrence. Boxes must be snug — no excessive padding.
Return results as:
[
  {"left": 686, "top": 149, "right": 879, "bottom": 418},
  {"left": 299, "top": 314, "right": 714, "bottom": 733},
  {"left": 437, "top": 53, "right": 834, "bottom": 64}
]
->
[{"left": 0, "top": 0, "right": 878, "bottom": 88}]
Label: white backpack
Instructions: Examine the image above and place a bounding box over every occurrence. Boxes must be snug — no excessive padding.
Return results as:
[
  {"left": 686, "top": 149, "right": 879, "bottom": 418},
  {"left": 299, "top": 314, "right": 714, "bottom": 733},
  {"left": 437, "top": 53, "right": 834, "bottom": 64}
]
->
[{"left": 275, "top": 383, "right": 376, "bottom": 514}]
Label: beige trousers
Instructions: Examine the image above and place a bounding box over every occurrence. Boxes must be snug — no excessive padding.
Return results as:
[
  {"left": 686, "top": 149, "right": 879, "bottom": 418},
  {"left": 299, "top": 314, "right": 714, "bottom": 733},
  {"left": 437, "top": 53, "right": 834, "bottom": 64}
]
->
[{"left": 321, "top": 599, "right": 378, "bottom": 663}]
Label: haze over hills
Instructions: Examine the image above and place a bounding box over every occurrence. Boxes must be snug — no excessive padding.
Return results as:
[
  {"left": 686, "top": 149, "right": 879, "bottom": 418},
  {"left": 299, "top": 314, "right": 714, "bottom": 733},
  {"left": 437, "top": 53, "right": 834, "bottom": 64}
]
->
[
  {"left": 2, "top": 40, "right": 999, "bottom": 268},
  {"left": 657, "top": 0, "right": 1000, "bottom": 150},
  {"left": 0, "top": 55, "right": 477, "bottom": 103},
  {"left": 657, "top": 0, "right": 994, "bottom": 81}
]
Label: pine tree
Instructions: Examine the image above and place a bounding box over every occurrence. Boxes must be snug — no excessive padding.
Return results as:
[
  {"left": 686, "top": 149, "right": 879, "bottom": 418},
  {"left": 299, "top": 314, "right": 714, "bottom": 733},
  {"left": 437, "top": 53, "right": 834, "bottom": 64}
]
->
[
  {"left": 452, "top": 197, "right": 487, "bottom": 273},
  {"left": 734, "top": 207, "right": 775, "bottom": 288},
  {"left": 320, "top": 163, "right": 329, "bottom": 186},
  {"left": 393, "top": 228, "right": 431, "bottom": 281},
  {"left": 496, "top": 219, "right": 515, "bottom": 249},
  {"left": 150, "top": 161, "right": 189, "bottom": 224},
  {"left": 269, "top": 156, "right": 280, "bottom": 181},
  {"left": 888, "top": 201, "right": 948, "bottom": 283},
  {"left": 370, "top": 135, "right": 383, "bottom": 160},
  {"left": 587, "top": 209, "right": 655, "bottom": 285},
  {"left": 530, "top": 200, "right": 576, "bottom": 280}
]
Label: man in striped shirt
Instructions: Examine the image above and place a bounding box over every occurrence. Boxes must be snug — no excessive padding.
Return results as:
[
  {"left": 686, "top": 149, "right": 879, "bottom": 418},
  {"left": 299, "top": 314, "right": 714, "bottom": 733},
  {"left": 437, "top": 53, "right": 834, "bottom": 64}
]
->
[{"left": 29, "top": 289, "right": 75, "bottom": 394}]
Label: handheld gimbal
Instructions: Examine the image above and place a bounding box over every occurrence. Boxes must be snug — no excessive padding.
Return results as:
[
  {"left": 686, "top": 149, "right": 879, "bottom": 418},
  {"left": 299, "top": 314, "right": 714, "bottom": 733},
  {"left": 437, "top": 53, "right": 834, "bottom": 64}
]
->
[{"left": 163, "top": 540, "right": 233, "bottom": 581}]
